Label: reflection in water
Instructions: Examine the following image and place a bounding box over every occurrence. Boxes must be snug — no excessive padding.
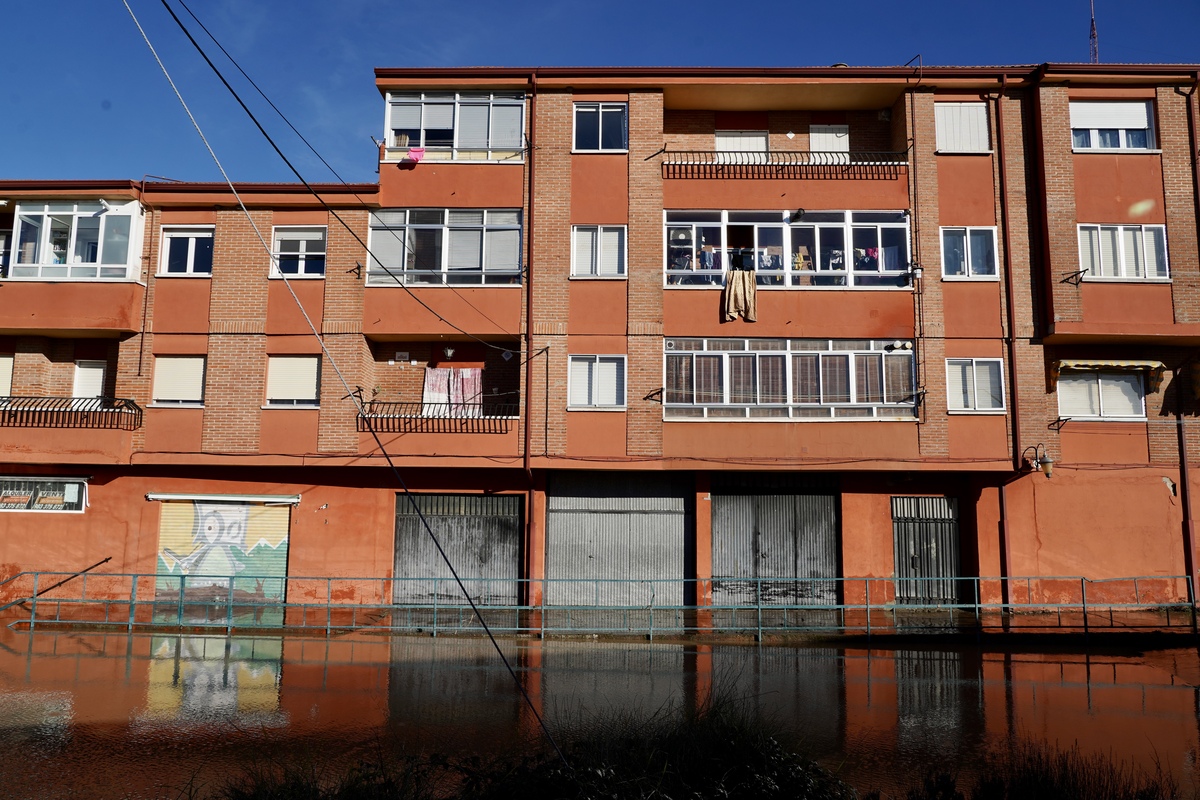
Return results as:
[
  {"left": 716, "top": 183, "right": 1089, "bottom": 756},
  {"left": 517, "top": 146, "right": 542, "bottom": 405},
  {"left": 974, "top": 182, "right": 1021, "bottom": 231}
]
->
[{"left": 0, "top": 626, "right": 1197, "bottom": 799}]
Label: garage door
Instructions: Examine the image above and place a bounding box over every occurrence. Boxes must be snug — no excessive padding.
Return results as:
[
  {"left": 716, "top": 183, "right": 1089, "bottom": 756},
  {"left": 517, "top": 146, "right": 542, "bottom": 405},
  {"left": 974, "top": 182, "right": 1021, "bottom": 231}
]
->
[
  {"left": 546, "top": 473, "right": 692, "bottom": 607},
  {"left": 711, "top": 475, "right": 839, "bottom": 606},
  {"left": 394, "top": 493, "right": 522, "bottom": 605}
]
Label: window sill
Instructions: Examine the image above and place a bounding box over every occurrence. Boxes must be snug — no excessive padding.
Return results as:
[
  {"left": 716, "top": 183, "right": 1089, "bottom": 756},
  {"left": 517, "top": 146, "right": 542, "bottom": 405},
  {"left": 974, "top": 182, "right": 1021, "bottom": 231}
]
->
[
  {"left": 935, "top": 149, "right": 994, "bottom": 155},
  {"left": 571, "top": 149, "right": 630, "bottom": 155},
  {"left": 570, "top": 274, "right": 628, "bottom": 281},
  {"left": 662, "top": 415, "right": 917, "bottom": 422},
  {"left": 270, "top": 274, "right": 326, "bottom": 280},
  {"left": 947, "top": 409, "right": 1006, "bottom": 415},
  {"left": 1080, "top": 277, "right": 1171, "bottom": 284},
  {"left": 262, "top": 404, "right": 320, "bottom": 410},
  {"left": 1072, "top": 148, "right": 1161, "bottom": 155},
  {"left": 663, "top": 283, "right": 914, "bottom": 291},
  {"left": 149, "top": 402, "right": 204, "bottom": 409},
  {"left": 156, "top": 272, "right": 212, "bottom": 279},
  {"left": 1058, "top": 416, "right": 1147, "bottom": 423},
  {"left": 942, "top": 275, "right": 1001, "bottom": 282},
  {"left": 364, "top": 281, "right": 523, "bottom": 288},
  {"left": 567, "top": 405, "right": 627, "bottom": 412}
]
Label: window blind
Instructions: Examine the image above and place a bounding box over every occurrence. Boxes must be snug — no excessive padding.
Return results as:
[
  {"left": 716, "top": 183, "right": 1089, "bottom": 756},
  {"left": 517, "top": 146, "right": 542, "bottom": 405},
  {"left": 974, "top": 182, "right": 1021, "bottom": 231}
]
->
[
  {"left": 485, "top": 229, "right": 521, "bottom": 272},
  {"left": 423, "top": 103, "right": 454, "bottom": 129},
  {"left": 491, "top": 104, "right": 523, "bottom": 149},
  {"left": 935, "top": 103, "right": 989, "bottom": 152},
  {"left": 73, "top": 361, "right": 106, "bottom": 398},
  {"left": 574, "top": 227, "right": 597, "bottom": 275},
  {"left": 1058, "top": 374, "right": 1100, "bottom": 416},
  {"left": 266, "top": 356, "right": 319, "bottom": 403},
  {"left": 457, "top": 104, "right": 490, "bottom": 149},
  {"left": 810, "top": 125, "right": 850, "bottom": 152},
  {"left": 946, "top": 360, "right": 973, "bottom": 410},
  {"left": 448, "top": 228, "right": 483, "bottom": 270},
  {"left": 569, "top": 358, "right": 592, "bottom": 406},
  {"left": 0, "top": 355, "right": 11, "bottom": 396},
  {"left": 1069, "top": 101, "right": 1150, "bottom": 130},
  {"left": 599, "top": 227, "right": 624, "bottom": 276},
  {"left": 152, "top": 356, "right": 205, "bottom": 403}
]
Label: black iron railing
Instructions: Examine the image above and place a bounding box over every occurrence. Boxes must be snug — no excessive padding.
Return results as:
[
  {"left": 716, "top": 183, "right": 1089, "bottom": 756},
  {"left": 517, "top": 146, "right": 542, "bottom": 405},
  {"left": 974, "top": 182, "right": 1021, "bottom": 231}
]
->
[
  {"left": 0, "top": 396, "right": 143, "bottom": 430},
  {"left": 358, "top": 402, "right": 519, "bottom": 434},
  {"left": 660, "top": 150, "right": 908, "bottom": 179}
]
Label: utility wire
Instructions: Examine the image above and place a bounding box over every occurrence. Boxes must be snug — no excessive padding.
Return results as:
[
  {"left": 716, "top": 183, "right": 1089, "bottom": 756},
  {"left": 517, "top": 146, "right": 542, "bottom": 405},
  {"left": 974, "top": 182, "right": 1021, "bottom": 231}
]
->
[
  {"left": 124, "top": 0, "right": 566, "bottom": 767},
  {"left": 173, "top": 0, "right": 517, "bottom": 353}
]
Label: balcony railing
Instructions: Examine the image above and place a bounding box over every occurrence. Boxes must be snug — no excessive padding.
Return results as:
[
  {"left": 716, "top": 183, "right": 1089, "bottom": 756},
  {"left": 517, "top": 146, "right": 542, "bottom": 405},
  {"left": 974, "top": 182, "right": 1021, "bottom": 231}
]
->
[
  {"left": 358, "top": 402, "right": 519, "bottom": 434},
  {"left": 0, "top": 396, "right": 143, "bottom": 430},
  {"left": 661, "top": 150, "right": 908, "bottom": 179}
]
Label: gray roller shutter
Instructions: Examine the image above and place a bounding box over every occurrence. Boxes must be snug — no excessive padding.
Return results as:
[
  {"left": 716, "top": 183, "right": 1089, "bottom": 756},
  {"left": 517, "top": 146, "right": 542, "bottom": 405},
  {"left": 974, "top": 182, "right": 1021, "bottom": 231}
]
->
[
  {"left": 712, "top": 486, "right": 840, "bottom": 606},
  {"left": 394, "top": 494, "right": 521, "bottom": 605},
  {"left": 891, "top": 496, "right": 961, "bottom": 605},
  {"left": 546, "top": 473, "right": 692, "bottom": 607}
]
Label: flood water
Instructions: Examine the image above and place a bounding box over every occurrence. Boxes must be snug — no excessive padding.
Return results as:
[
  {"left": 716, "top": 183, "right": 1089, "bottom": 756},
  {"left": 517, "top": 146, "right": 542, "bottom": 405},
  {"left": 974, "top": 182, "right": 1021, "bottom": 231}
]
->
[{"left": 0, "top": 624, "right": 1198, "bottom": 799}]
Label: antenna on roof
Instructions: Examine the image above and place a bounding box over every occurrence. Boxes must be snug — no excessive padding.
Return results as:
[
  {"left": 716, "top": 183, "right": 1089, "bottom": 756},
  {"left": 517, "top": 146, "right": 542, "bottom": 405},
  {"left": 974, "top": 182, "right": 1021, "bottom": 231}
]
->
[{"left": 1089, "top": 0, "right": 1099, "bottom": 64}]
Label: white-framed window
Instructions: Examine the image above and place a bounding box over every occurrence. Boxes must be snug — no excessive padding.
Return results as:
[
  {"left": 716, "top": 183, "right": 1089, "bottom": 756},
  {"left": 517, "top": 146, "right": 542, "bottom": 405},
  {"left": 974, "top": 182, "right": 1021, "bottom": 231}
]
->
[
  {"left": 0, "top": 354, "right": 11, "bottom": 396},
  {"left": 73, "top": 360, "right": 106, "bottom": 399},
  {"left": 573, "top": 103, "right": 628, "bottom": 152},
  {"left": 387, "top": 92, "right": 525, "bottom": 160},
  {"left": 568, "top": 355, "right": 626, "bottom": 409},
  {"left": 810, "top": 124, "right": 850, "bottom": 153},
  {"left": 272, "top": 226, "right": 326, "bottom": 277},
  {"left": 946, "top": 358, "right": 1004, "bottom": 412},
  {"left": 572, "top": 225, "right": 626, "bottom": 277},
  {"left": 935, "top": 103, "right": 990, "bottom": 153},
  {"left": 941, "top": 227, "right": 998, "bottom": 278},
  {"left": 160, "top": 226, "right": 214, "bottom": 276},
  {"left": 1070, "top": 101, "right": 1155, "bottom": 150},
  {"left": 1058, "top": 369, "right": 1145, "bottom": 419},
  {"left": 665, "top": 209, "right": 911, "bottom": 289},
  {"left": 367, "top": 209, "right": 522, "bottom": 286},
  {"left": 265, "top": 355, "right": 320, "bottom": 407},
  {"left": 152, "top": 356, "right": 206, "bottom": 406},
  {"left": 664, "top": 338, "right": 916, "bottom": 420},
  {"left": 8, "top": 200, "right": 142, "bottom": 280},
  {"left": 1078, "top": 224, "right": 1168, "bottom": 280},
  {"left": 0, "top": 476, "right": 87, "bottom": 512}
]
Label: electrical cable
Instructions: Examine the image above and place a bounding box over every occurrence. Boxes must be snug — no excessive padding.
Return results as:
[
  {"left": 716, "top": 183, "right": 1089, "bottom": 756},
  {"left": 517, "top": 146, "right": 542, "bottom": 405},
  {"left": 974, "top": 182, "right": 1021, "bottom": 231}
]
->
[{"left": 123, "top": 0, "right": 567, "bottom": 768}]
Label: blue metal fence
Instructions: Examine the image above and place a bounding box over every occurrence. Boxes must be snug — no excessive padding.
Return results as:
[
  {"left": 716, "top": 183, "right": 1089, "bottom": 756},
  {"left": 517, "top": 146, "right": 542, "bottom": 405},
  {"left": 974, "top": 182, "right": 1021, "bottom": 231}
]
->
[{"left": 0, "top": 571, "right": 1194, "bottom": 638}]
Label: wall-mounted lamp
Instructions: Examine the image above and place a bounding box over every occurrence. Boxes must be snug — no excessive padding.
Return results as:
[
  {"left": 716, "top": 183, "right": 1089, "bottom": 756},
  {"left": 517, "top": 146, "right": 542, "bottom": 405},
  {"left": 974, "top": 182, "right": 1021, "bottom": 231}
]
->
[
  {"left": 788, "top": 208, "right": 806, "bottom": 223},
  {"left": 443, "top": 346, "right": 455, "bottom": 359},
  {"left": 1022, "top": 444, "right": 1055, "bottom": 479}
]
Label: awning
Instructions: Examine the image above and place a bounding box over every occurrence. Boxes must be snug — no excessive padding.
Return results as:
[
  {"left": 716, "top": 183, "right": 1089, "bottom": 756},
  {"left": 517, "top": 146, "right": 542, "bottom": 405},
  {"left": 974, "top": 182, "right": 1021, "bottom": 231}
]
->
[
  {"left": 1051, "top": 359, "right": 1165, "bottom": 392},
  {"left": 145, "top": 493, "right": 301, "bottom": 505}
]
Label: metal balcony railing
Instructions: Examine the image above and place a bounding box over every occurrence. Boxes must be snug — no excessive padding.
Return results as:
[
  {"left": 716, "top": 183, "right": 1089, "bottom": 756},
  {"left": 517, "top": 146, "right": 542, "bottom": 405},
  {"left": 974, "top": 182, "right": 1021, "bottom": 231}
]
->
[
  {"left": 358, "top": 402, "right": 519, "bottom": 434},
  {"left": 660, "top": 150, "right": 908, "bottom": 179},
  {"left": 0, "top": 396, "right": 143, "bottom": 430}
]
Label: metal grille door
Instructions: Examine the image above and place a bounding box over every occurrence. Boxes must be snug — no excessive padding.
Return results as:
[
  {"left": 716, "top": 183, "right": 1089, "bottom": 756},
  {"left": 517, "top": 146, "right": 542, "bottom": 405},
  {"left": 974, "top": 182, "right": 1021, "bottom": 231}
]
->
[
  {"left": 394, "top": 494, "right": 521, "bottom": 605},
  {"left": 891, "top": 496, "right": 960, "bottom": 605},
  {"left": 546, "top": 473, "right": 691, "bottom": 607},
  {"left": 711, "top": 493, "right": 839, "bottom": 606}
]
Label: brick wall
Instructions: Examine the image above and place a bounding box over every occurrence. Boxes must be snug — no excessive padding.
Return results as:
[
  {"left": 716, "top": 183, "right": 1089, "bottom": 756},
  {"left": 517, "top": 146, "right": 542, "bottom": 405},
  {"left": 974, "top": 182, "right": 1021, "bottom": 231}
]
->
[
  {"left": 1158, "top": 86, "right": 1200, "bottom": 324},
  {"left": 317, "top": 208, "right": 368, "bottom": 453},
  {"left": 1038, "top": 84, "right": 1081, "bottom": 325}
]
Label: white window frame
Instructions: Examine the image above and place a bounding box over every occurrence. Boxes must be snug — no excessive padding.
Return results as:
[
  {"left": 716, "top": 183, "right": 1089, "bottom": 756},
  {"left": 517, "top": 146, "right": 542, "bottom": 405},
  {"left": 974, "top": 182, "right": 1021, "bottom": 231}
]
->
[
  {"left": 159, "top": 226, "right": 214, "bottom": 276},
  {"left": 265, "top": 355, "right": 321, "bottom": 407},
  {"left": 386, "top": 92, "right": 526, "bottom": 161},
  {"left": 271, "top": 226, "right": 327, "bottom": 277},
  {"left": 663, "top": 338, "right": 917, "bottom": 420},
  {"left": 1057, "top": 369, "right": 1146, "bottom": 420},
  {"left": 568, "top": 355, "right": 627, "bottom": 410},
  {"left": 809, "top": 124, "right": 850, "bottom": 155},
  {"left": 571, "top": 225, "right": 627, "bottom": 278},
  {"left": 1070, "top": 101, "right": 1155, "bottom": 151},
  {"left": 934, "top": 103, "right": 990, "bottom": 153},
  {"left": 151, "top": 356, "right": 206, "bottom": 407},
  {"left": 665, "top": 210, "right": 912, "bottom": 289},
  {"left": 573, "top": 102, "right": 629, "bottom": 153},
  {"left": 1077, "top": 224, "right": 1169, "bottom": 281},
  {"left": 945, "top": 358, "right": 1005, "bottom": 413},
  {"left": 940, "top": 227, "right": 999, "bottom": 279},
  {"left": 8, "top": 200, "right": 142, "bottom": 280},
  {"left": 367, "top": 209, "right": 522, "bottom": 286},
  {"left": 0, "top": 476, "right": 88, "bottom": 513},
  {"left": 715, "top": 130, "right": 769, "bottom": 164}
]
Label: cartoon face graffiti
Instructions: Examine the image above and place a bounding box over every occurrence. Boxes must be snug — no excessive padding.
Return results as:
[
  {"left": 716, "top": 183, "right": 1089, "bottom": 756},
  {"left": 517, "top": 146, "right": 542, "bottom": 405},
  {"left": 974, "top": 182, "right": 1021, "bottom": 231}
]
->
[{"left": 161, "top": 502, "right": 249, "bottom": 584}]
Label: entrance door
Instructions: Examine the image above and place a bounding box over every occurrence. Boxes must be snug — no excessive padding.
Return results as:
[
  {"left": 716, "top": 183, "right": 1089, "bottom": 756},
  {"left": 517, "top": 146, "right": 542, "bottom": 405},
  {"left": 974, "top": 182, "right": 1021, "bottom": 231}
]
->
[
  {"left": 712, "top": 492, "right": 839, "bottom": 606},
  {"left": 393, "top": 494, "right": 521, "bottom": 605},
  {"left": 891, "top": 496, "right": 961, "bottom": 604}
]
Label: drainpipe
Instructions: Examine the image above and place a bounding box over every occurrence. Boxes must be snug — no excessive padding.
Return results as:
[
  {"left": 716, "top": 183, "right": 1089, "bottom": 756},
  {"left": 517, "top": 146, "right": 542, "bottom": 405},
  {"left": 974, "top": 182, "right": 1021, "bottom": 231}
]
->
[
  {"left": 1177, "top": 369, "right": 1197, "bottom": 603},
  {"left": 524, "top": 70, "right": 537, "bottom": 486},
  {"left": 995, "top": 76, "right": 1022, "bottom": 605}
]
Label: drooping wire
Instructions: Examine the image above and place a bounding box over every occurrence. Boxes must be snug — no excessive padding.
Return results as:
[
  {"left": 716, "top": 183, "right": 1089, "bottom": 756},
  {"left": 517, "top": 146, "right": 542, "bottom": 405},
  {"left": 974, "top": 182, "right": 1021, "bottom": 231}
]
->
[{"left": 122, "top": 0, "right": 567, "bottom": 767}]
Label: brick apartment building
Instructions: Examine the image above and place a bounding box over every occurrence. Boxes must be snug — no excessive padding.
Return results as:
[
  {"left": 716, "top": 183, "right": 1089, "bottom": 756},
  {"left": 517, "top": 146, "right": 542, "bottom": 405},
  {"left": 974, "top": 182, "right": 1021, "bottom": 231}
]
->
[{"left": 1, "top": 63, "right": 1198, "bottom": 614}]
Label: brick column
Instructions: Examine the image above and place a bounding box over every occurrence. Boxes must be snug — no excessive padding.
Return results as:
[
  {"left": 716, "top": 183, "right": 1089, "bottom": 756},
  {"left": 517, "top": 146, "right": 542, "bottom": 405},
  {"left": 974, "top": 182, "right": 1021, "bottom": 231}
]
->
[
  {"left": 1158, "top": 86, "right": 1200, "bottom": 324},
  {"left": 318, "top": 208, "right": 369, "bottom": 453},
  {"left": 1038, "top": 84, "right": 1082, "bottom": 327}
]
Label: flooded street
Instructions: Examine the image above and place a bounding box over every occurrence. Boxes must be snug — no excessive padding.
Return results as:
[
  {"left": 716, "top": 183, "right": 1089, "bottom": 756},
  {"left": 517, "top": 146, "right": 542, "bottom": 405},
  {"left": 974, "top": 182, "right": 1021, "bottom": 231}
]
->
[{"left": 0, "top": 626, "right": 1198, "bottom": 799}]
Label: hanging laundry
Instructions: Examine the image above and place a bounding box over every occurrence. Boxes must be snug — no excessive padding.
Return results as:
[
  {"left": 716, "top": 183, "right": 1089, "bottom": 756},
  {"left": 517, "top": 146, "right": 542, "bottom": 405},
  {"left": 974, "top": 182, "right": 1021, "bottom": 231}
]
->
[{"left": 723, "top": 270, "right": 757, "bottom": 322}]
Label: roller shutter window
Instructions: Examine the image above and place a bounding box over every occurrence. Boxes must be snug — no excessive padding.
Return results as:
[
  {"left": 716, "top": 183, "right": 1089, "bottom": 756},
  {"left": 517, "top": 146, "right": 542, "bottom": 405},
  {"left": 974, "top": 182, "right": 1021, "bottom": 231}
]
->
[
  {"left": 152, "top": 356, "right": 206, "bottom": 405},
  {"left": 1070, "top": 101, "right": 1153, "bottom": 149},
  {"left": 0, "top": 354, "right": 11, "bottom": 396},
  {"left": 569, "top": 355, "right": 625, "bottom": 408},
  {"left": 934, "top": 103, "right": 989, "bottom": 152},
  {"left": 266, "top": 355, "right": 320, "bottom": 406}
]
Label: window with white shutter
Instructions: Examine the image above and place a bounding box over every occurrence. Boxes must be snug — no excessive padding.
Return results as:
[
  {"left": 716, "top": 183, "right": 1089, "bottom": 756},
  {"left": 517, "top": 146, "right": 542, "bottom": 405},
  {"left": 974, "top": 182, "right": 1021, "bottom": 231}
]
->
[
  {"left": 266, "top": 356, "right": 320, "bottom": 406},
  {"left": 152, "top": 356, "right": 206, "bottom": 405},
  {"left": 572, "top": 226, "right": 626, "bottom": 277},
  {"left": 272, "top": 227, "right": 326, "bottom": 277},
  {"left": 0, "top": 354, "right": 11, "bottom": 397},
  {"left": 568, "top": 355, "right": 626, "bottom": 409},
  {"left": 935, "top": 103, "right": 990, "bottom": 152},
  {"left": 946, "top": 358, "right": 1004, "bottom": 412},
  {"left": 1058, "top": 370, "right": 1145, "bottom": 419},
  {"left": 1070, "top": 101, "right": 1154, "bottom": 150},
  {"left": 809, "top": 125, "right": 850, "bottom": 152},
  {"left": 1078, "top": 224, "right": 1168, "bottom": 280}
]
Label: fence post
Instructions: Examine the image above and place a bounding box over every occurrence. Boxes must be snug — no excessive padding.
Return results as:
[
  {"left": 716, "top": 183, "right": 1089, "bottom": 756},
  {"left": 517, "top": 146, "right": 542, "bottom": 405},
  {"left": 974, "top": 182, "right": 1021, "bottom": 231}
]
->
[
  {"left": 226, "top": 578, "right": 235, "bottom": 634},
  {"left": 1189, "top": 575, "right": 1197, "bottom": 637},
  {"left": 865, "top": 579, "right": 871, "bottom": 638},
  {"left": 974, "top": 577, "right": 981, "bottom": 631},
  {"left": 756, "top": 578, "right": 763, "bottom": 642},
  {"left": 432, "top": 578, "right": 439, "bottom": 638},
  {"left": 648, "top": 583, "right": 655, "bottom": 642},
  {"left": 29, "top": 573, "right": 39, "bottom": 632},
  {"left": 1081, "top": 578, "right": 1089, "bottom": 636},
  {"left": 327, "top": 578, "right": 333, "bottom": 636},
  {"left": 177, "top": 574, "right": 186, "bottom": 627},
  {"left": 128, "top": 574, "right": 138, "bottom": 632}
]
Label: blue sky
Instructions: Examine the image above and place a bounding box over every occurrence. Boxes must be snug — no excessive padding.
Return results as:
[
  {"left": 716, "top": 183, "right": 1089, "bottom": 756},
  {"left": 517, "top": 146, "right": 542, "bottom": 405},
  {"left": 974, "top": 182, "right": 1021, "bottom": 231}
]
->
[{"left": 2, "top": 0, "right": 1197, "bottom": 184}]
